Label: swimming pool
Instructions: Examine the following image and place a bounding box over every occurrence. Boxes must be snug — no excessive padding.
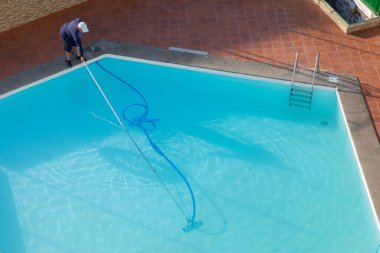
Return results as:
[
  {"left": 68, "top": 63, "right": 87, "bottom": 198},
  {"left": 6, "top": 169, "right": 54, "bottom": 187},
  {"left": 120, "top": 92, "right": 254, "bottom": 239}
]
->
[{"left": 0, "top": 55, "right": 379, "bottom": 253}]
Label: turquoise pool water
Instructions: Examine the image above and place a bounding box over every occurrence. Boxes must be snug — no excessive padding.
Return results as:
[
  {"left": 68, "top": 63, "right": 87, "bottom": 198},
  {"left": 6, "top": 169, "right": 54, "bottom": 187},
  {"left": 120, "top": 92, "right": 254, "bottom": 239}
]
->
[{"left": 0, "top": 56, "right": 379, "bottom": 253}]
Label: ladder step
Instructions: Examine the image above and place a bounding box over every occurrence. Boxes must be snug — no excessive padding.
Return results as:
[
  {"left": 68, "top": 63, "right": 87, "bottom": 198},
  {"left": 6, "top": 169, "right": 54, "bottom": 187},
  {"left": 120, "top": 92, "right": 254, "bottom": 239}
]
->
[
  {"left": 291, "top": 88, "right": 313, "bottom": 94},
  {"left": 290, "top": 98, "right": 312, "bottom": 104},
  {"left": 290, "top": 92, "right": 313, "bottom": 99},
  {"left": 290, "top": 102, "right": 311, "bottom": 109}
]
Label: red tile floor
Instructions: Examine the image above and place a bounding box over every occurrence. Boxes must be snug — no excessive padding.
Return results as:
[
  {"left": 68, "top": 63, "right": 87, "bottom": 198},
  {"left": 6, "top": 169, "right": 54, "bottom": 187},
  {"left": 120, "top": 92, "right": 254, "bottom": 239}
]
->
[{"left": 1, "top": 0, "right": 380, "bottom": 138}]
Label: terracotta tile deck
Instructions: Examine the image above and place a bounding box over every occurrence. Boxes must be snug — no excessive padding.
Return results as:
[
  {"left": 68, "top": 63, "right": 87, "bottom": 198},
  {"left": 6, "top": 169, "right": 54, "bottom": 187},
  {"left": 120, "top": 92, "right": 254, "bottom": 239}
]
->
[{"left": 1, "top": 0, "right": 380, "bottom": 138}]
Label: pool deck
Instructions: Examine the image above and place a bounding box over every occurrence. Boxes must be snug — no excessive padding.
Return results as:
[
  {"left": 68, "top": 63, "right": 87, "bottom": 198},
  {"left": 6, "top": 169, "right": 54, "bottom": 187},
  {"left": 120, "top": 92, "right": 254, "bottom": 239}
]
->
[{"left": 0, "top": 0, "right": 380, "bottom": 228}]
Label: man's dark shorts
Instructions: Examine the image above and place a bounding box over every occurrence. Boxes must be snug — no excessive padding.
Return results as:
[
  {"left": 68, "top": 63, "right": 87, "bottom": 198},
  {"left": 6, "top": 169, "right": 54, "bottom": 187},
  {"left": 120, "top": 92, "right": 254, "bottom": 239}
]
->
[{"left": 61, "top": 35, "right": 77, "bottom": 53}]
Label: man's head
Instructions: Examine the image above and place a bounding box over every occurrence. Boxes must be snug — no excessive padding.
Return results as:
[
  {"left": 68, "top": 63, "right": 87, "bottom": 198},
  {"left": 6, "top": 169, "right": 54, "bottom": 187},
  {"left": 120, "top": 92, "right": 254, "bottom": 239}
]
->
[{"left": 78, "top": 22, "right": 89, "bottom": 33}]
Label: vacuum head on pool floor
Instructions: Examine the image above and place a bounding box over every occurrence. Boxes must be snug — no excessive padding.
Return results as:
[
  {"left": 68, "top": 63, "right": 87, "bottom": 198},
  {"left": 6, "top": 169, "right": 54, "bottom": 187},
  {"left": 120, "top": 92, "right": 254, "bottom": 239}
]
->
[{"left": 183, "top": 220, "right": 203, "bottom": 233}]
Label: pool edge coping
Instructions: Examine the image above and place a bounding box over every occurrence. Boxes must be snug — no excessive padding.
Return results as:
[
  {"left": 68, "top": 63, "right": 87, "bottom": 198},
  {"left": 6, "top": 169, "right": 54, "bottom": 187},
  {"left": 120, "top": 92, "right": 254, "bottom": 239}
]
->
[
  {"left": 337, "top": 91, "right": 380, "bottom": 233},
  {"left": 0, "top": 41, "right": 379, "bottom": 235}
]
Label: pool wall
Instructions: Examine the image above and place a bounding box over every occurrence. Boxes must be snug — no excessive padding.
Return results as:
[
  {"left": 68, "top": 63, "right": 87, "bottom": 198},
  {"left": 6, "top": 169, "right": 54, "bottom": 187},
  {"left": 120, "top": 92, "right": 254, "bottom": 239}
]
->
[{"left": 337, "top": 91, "right": 380, "bottom": 232}]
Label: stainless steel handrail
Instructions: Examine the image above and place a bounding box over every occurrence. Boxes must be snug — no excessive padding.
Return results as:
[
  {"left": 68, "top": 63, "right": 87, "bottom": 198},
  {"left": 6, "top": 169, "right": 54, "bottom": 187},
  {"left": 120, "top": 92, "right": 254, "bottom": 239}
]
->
[
  {"left": 291, "top": 50, "right": 299, "bottom": 89},
  {"left": 311, "top": 53, "right": 320, "bottom": 93}
]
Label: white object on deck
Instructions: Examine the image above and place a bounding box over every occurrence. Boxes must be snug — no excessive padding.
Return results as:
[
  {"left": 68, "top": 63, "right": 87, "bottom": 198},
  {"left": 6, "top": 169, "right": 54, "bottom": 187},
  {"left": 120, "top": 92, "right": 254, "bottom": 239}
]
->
[
  {"left": 169, "top": 47, "right": 208, "bottom": 56},
  {"left": 328, "top": 76, "right": 339, "bottom": 83}
]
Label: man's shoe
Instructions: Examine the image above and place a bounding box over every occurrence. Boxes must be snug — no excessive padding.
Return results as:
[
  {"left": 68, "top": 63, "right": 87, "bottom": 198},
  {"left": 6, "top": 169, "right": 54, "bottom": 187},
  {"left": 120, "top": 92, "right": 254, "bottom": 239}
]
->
[{"left": 66, "top": 59, "right": 72, "bottom": 67}]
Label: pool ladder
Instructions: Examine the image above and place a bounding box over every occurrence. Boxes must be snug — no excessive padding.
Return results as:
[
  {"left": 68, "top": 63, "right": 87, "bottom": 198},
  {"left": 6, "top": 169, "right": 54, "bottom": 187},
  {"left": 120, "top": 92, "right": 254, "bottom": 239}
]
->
[{"left": 289, "top": 50, "right": 319, "bottom": 109}]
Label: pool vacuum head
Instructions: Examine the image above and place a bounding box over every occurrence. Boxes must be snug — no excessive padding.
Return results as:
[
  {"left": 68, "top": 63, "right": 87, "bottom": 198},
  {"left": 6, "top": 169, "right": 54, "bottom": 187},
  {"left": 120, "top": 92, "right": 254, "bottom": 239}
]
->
[{"left": 183, "top": 220, "right": 203, "bottom": 233}]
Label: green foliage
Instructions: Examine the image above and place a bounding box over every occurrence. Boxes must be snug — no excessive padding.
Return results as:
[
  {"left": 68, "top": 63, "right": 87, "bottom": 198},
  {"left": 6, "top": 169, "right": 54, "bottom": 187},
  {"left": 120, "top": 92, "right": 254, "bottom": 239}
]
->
[{"left": 361, "top": 0, "right": 380, "bottom": 15}]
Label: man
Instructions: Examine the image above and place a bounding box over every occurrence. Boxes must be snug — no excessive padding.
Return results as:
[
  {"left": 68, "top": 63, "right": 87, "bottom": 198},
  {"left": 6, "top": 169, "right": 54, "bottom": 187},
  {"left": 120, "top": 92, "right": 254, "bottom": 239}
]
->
[{"left": 60, "top": 18, "right": 89, "bottom": 67}]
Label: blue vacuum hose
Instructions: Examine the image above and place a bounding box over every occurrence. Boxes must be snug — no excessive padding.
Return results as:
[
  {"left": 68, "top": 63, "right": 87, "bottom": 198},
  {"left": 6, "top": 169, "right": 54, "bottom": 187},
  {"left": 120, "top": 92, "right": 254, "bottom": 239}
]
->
[{"left": 95, "top": 61, "right": 202, "bottom": 232}]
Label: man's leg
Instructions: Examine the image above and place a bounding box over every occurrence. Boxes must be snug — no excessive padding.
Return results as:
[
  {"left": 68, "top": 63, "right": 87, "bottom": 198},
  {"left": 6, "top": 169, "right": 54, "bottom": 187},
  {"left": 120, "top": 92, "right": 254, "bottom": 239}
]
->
[
  {"left": 65, "top": 51, "right": 71, "bottom": 61},
  {"left": 64, "top": 50, "right": 72, "bottom": 67},
  {"left": 74, "top": 47, "right": 85, "bottom": 62},
  {"left": 62, "top": 38, "right": 73, "bottom": 67},
  {"left": 74, "top": 47, "right": 80, "bottom": 58}
]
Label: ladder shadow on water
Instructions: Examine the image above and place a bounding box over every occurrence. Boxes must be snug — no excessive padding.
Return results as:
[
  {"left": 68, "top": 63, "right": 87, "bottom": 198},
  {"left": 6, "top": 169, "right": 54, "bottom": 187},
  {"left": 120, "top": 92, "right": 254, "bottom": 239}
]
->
[{"left": 176, "top": 123, "right": 291, "bottom": 173}]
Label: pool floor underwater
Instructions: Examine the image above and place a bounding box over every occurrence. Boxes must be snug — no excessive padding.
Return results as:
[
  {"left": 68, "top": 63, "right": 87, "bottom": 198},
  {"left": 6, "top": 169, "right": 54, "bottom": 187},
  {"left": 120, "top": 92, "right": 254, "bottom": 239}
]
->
[{"left": 0, "top": 56, "right": 379, "bottom": 253}]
